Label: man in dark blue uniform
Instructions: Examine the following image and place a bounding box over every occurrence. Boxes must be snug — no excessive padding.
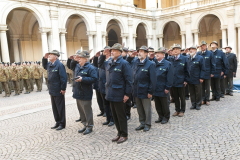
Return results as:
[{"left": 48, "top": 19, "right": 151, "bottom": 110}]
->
[
  {"left": 153, "top": 47, "right": 173, "bottom": 124},
  {"left": 197, "top": 41, "right": 216, "bottom": 106},
  {"left": 98, "top": 43, "right": 133, "bottom": 144},
  {"left": 42, "top": 50, "right": 67, "bottom": 131},
  {"left": 210, "top": 41, "right": 229, "bottom": 101},
  {"left": 127, "top": 46, "right": 156, "bottom": 132},
  {"left": 223, "top": 46, "right": 237, "bottom": 96},
  {"left": 170, "top": 44, "right": 190, "bottom": 117},
  {"left": 188, "top": 46, "right": 206, "bottom": 110}
]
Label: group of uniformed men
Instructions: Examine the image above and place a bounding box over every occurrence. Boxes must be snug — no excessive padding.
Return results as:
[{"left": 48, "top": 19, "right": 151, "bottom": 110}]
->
[{"left": 46, "top": 39, "right": 237, "bottom": 144}]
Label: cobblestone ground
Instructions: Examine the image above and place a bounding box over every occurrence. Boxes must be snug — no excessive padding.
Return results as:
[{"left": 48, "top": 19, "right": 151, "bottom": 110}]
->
[{"left": 1, "top": 73, "right": 240, "bottom": 160}]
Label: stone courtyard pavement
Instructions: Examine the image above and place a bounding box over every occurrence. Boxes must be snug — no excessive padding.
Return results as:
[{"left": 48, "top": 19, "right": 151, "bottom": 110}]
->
[{"left": 1, "top": 77, "right": 240, "bottom": 160}]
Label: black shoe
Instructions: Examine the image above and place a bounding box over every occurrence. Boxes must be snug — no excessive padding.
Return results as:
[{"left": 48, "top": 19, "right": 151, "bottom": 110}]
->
[
  {"left": 135, "top": 124, "right": 145, "bottom": 131},
  {"left": 103, "top": 113, "right": 106, "bottom": 117},
  {"left": 155, "top": 119, "right": 162, "bottom": 123},
  {"left": 143, "top": 125, "right": 151, "bottom": 132},
  {"left": 56, "top": 126, "right": 65, "bottom": 130},
  {"left": 75, "top": 118, "right": 81, "bottom": 122},
  {"left": 14, "top": 94, "right": 19, "bottom": 96},
  {"left": 161, "top": 119, "right": 168, "bottom": 124},
  {"left": 108, "top": 122, "right": 114, "bottom": 127},
  {"left": 103, "top": 121, "right": 110, "bottom": 125},
  {"left": 196, "top": 106, "right": 201, "bottom": 110},
  {"left": 221, "top": 95, "right": 224, "bottom": 98},
  {"left": 97, "top": 112, "right": 104, "bottom": 117},
  {"left": 133, "top": 104, "right": 137, "bottom": 108},
  {"left": 216, "top": 99, "right": 220, "bottom": 101},
  {"left": 24, "top": 92, "right": 30, "bottom": 94},
  {"left": 190, "top": 106, "right": 196, "bottom": 109},
  {"left": 36, "top": 90, "right": 41, "bottom": 92},
  {"left": 51, "top": 124, "right": 59, "bottom": 129},
  {"left": 78, "top": 127, "right": 86, "bottom": 133},
  {"left": 185, "top": 97, "right": 189, "bottom": 100},
  {"left": 126, "top": 116, "right": 130, "bottom": 121},
  {"left": 83, "top": 128, "right": 92, "bottom": 135}
]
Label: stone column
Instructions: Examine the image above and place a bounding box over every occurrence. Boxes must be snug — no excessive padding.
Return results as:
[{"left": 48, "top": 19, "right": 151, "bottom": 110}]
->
[
  {"left": 59, "top": 29, "right": 67, "bottom": 60},
  {"left": 192, "top": 29, "right": 199, "bottom": 46},
  {"left": 181, "top": 31, "right": 186, "bottom": 49},
  {"left": 87, "top": 31, "right": 96, "bottom": 57},
  {"left": 102, "top": 32, "right": 107, "bottom": 48},
  {"left": 95, "top": 12, "right": 102, "bottom": 52},
  {"left": 0, "top": 25, "right": 10, "bottom": 62},
  {"left": 236, "top": 24, "right": 240, "bottom": 62},
  {"left": 147, "top": 35, "right": 153, "bottom": 47},
  {"left": 158, "top": 0, "right": 161, "bottom": 8},
  {"left": 47, "top": 32, "right": 52, "bottom": 52},
  {"left": 49, "top": 10, "right": 60, "bottom": 51},
  {"left": 128, "top": 19, "right": 133, "bottom": 49},
  {"left": 121, "top": 33, "right": 128, "bottom": 45},
  {"left": 12, "top": 36, "right": 20, "bottom": 62},
  {"left": 157, "top": 34, "right": 163, "bottom": 47},
  {"left": 185, "top": 17, "right": 193, "bottom": 48},
  {"left": 221, "top": 26, "right": 227, "bottom": 48},
  {"left": 227, "top": 9, "right": 236, "bottom": 53},
  {"left": 39, "top": 28, "right": 50, "bottom": 57},
  {"left": 133, "top": 34, "right": 137, "bottom": 49}
]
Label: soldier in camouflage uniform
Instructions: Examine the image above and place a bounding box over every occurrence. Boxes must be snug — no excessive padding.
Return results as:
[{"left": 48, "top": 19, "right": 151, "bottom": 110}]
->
[
  {"left": 0, "top": 81, "right": 2, "bottom": 94},
  {"left": 0, "top": 62, "right": 10, "bottom": 97},
  {"left": 27, "top": 62, "right": 34, "bottom": 92},
  {"left": 22, "top": 62, "right": 31, "bottom": 94},
  {"left": 11, "top": 62, "right": 21, "bottom": 96},
  {"left": 18, "top": 62, "right": 24, "bottom": 93},
  {"left": 43, "top": 68, "right": 48, "bottom": 90},
  {"left": 33, "top": 63, "right": 43, "bottom": 92},
  {"left": 5, "top": 63, "right": 13, "bottom": 94}
]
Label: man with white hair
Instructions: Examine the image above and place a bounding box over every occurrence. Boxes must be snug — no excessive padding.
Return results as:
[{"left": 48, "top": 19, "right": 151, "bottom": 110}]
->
[{"left": 42, "top": 50, "right": 67, "bottom": 131}]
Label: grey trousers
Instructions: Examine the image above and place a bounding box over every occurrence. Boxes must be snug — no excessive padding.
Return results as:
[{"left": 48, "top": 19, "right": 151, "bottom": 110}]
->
[
  {"left": 189, "top": 83, "right": 202, "bottom": 107},
  {"left": 135, "top": 97, "right": 152, "bottom": 126},
  {"left": 202, "top": 79, "right": 211, "bottom": 102},
  {"left": 76, "top": 99, "right": 93, "bottom": 129},
  {"left": 225, "top": 77, "right": 233, "bottom": 94}
]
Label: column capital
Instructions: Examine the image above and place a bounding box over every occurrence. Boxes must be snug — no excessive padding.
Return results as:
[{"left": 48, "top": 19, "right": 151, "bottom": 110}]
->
[
  {"left": 0, "top": 25, "right": 8, "bottom": 32},
  {"left": 235, "top": 23, "right": 240, "bottom": 28},
  {"left": 102, "top": 31, "right": 107, "bottom": 37},
  {"left": 49, "top": 10, "right": 58, "bottom": 19},
  {"left": 180, "top": 31, "right": 186, "bottom": 35},
  {"left": 192, "top": 29, "right": 199, "bottom": 34},
  {"left": 146, "top": 35, "right": 153, "bottom": 39},
  {"left": 39, "top": 27, "right": 51, "bottom": 33},
  {"left": 133, "top": 34, "right": 137, "bottom": 38},
  {"left": 121, "top": 33, "right": 128, "bottom": 38},
  {"left": 185, "top": 17, "right": 191, "bottom": 24},
  {"left": 227, "top": 10, "right": 235, "bottom": 18},
  {"left": 156, "top": 34, "right": 164, "bottom": 38},
  {"left": 221, "top": 25, "right": 228, "bottom": 30},
  {"left": 87, "top": 31, "right": 96, "bottom": 36},
  {"left": 59, "top": 28, "right": 67, "bottom": 34}
]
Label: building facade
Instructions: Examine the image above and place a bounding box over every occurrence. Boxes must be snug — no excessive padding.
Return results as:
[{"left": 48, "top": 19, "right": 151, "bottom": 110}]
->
[{"left": 0, "top": 0, "right": 240, "bottom": 62}]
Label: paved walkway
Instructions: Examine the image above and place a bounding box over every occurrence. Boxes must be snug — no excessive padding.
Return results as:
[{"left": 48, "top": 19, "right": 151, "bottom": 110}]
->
[{"left": 0, "top": 73, "right": 240, "bottom": 159}]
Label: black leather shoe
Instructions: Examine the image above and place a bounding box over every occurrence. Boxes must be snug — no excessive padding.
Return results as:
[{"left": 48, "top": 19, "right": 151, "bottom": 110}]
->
[
  {"left": 196, "top": 106, "right": 201, "bottom": 110},
  {"left": 103, "top": 113, "right": 106, "bottom": 117},
  {"left": 133, "top": 104, "right": 137, "bottom": 108},
  {"left": 97, "top": 112, "right": 104, "bottom": 117},
  {"left": 155, "top": 119, "right": 162, "bottom": 123},
  {"left": 51, "top": 124, "right": 59, "bottom": 129},
  {"left": 83, "top": 128, "right": 92, "bottom": 135},
  {"left": 56, "top": 126, "right": 65, "bottom": 130},
  {"left": 135, "top": 124, "right": 145, "bottom": 131},
  {"left": 143, "top": 125, "right": 151, "bottom": 132},
  {"left": 108, "top": 122, "right": 114, "bottom": 127},
  {"left": 190, "top": 106, "right": 196, "bottom": 109},
  {"left": 161, "top": 119, "right": 168, "bottom": 124},
  {"left": 24, "top": 92, "right": 30, "bottom": 94},
  {"left": 126, "top": 116, "right": 130, "bottom": 121},
  {"left": 103, "top": 121, "right": 110, "bottom": 125},
  {"left": 216, "top": 99, "right": 220, "bottom": 101},
  {"left": 75, "top": 118, "right": 81, "bottom": 122},
  {"left": 78, "top": 127, "right": 86, "bottom": 133},
  {"left": 221, "top": 95, "right": 224, "bottom": 98}
]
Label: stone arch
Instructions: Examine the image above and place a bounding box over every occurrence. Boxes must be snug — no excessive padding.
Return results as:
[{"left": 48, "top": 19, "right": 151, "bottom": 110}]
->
[
  {"left": 158, "top": 19, "right": 184, "bottom": 35},
  {"left": 102, "top": 16, "right": 126, "bottom": 33},
  {"left": 0, "top": 3, "right": 47, "bottom": 27},
  {"left": 61, "top": 10, "right": 92, "bottom": 32},
  {"left": 133, "top": 20, "right": 151, "bottom": 35}
]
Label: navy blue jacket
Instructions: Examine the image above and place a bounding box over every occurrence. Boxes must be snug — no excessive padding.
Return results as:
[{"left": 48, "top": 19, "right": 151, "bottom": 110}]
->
[
  {"left": 70, "top": 61, "right": 98, "bottom": 100},
  {"left": 197, "top": 50, "right": 216, "bottom": 79},
  {"left": 170, "top": 54, "right": 190, "bottom": 87},
  {"left": 42, "top": 58, "right": 67, "bottom": 96},
  {"left": 153, "top": 59, "right": 174, "bottom": 97},
  {"left": 226, "top": 53, "right": 237, "bottom": 77},
  {"left": 127, "top": 57, "right": 156, "bottom": 99},
  {"left": 98, "top": 55, "right": 133, "bottom": 102},
  {"left": 188, "top": 54, "right": 206, "bottom": 85},
  {"left": 211, "top": 49, "right": 229, "bottom": 78}
]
